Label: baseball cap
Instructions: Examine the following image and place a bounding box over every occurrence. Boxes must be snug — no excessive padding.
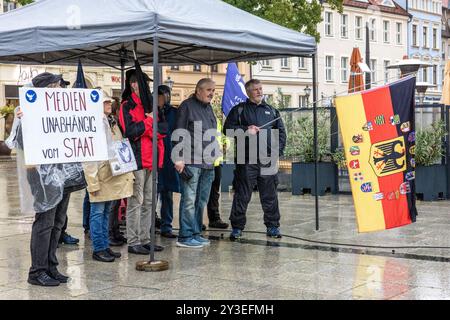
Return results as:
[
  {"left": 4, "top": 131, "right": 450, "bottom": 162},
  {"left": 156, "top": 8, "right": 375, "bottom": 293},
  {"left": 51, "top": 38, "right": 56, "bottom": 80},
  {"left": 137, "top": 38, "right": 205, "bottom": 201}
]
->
[{"left": 32, "top": 72, "right": 70, "bottom": 88}]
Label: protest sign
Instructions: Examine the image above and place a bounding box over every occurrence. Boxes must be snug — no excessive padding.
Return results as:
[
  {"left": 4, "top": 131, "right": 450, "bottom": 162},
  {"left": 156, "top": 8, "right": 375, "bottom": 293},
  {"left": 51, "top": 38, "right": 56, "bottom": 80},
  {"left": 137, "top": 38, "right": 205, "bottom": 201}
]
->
[{"left": 19, "top": 88, "right": 108, "bottom": 165}]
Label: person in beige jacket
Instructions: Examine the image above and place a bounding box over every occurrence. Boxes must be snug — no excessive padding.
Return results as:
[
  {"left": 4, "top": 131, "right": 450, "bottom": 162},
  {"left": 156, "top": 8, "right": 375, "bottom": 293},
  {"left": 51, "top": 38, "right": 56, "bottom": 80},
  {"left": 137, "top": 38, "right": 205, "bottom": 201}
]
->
[{"left": 83, "top": 92, "right": 134, "bottom": 262}]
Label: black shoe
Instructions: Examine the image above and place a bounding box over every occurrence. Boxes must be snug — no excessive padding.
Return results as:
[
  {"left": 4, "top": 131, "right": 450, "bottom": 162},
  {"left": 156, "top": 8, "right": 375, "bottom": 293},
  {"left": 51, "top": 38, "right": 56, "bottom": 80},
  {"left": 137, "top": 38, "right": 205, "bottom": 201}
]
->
[
  {"left": 93, "top": 250, "right": 115, "bottom": 262},
  {"left": 128, "top": 245, "right": 150, "bottom": 255},
  {"left": 161, "top": 232, "right": 177, "bottom": 239},
  {"left": 209, "top": 220, "right": 229, "bottom": 229},
  {"left": 109, "top": 238, "right": 124, "bottom": 247},
  {"left": 28, "top": 272, "right": 60, "bottom": 287},
  {"left": 202, "top": 224, "right": 207, "bottom": 231},
  {"left": 142, "top": 243, "right": 164, "bottom": 252},
  {"left": 47, "top": 269, "right": 69, "bottom": 283},
  {"left": 106, "top": 248, "right": 121, "bottom": 258},
  {"left": 114, "top": 234, "right": 127, "bottom": 243},
  {"left": 155, "top": 216, "right": 162, "bottom": 229}
]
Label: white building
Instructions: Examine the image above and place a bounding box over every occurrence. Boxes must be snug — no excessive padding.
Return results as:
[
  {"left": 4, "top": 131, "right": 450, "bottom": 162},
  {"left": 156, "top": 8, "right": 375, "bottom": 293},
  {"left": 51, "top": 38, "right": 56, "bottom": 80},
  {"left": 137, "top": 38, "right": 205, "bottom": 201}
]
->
[
  {"left": 317, "top": 0, "right": 409, "bottom": 105},
  {"left": 251, "top": 57, "right": 313, "bottom": 109}
]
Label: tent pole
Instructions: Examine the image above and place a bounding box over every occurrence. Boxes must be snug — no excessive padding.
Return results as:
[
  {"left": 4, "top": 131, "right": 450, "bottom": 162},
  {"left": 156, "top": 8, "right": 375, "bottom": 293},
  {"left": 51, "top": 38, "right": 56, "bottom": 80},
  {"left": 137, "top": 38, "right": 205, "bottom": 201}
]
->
[
  {"left": 120, "top": 58, "right": 125, "bottom": 93},
  {"left": 312, "top": 53, "right": 319, "bottom": 231},
  {"left": 150, "top": 37, "right": 160, "bottom": 263},
  {"left": 136, "top": 37, "right": 169, "bottom": 272}
]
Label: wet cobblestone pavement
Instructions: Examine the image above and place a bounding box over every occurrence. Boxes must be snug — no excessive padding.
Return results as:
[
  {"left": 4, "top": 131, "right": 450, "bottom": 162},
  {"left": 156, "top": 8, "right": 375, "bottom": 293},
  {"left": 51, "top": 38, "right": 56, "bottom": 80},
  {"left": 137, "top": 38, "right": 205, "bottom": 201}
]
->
[{"left": 1, "top": 158, "right": 450, "bottom": 300}]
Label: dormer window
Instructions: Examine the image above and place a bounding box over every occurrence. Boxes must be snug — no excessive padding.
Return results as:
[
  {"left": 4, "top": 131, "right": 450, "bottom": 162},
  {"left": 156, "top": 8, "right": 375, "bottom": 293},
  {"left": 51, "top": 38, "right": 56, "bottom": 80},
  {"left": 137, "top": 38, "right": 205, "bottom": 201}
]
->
[{"left": 381, "top": 0, "right": 396, "bottom": 7}]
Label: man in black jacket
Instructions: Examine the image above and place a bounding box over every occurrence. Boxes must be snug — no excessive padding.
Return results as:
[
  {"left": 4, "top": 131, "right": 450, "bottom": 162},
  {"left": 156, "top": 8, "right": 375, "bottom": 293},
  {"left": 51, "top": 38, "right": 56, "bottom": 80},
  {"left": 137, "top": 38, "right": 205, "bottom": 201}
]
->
[{"left": 223, "top": 79, "right": 286, "bottom": 240}]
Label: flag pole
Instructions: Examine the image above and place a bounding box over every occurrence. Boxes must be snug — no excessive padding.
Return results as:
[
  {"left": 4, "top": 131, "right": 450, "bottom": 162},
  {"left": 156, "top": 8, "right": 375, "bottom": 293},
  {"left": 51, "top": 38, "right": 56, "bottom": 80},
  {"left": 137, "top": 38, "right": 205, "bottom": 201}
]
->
[{"left": 312, "top": 53, "right": 319, "bottom": 231}]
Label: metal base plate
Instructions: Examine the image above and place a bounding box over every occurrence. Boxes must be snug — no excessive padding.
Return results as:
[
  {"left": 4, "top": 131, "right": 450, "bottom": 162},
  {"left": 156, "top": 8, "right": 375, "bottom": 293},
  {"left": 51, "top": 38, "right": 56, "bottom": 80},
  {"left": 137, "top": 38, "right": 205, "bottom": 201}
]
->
[{"left": 136, "top": 260, "right": 169, "bottom": 272}]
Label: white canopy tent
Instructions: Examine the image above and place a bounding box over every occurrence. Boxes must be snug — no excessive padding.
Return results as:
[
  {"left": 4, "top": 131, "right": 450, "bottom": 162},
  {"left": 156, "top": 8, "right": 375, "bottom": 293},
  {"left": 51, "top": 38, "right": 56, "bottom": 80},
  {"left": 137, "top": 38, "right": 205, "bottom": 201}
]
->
[{"left": 0, "top": 0, "right": 322, "bottom": 262}]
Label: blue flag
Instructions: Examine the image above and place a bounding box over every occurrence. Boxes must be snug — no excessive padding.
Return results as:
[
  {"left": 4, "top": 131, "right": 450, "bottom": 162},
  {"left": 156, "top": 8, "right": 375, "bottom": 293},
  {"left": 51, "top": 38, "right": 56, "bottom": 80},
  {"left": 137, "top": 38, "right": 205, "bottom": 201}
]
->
[
  {"left": 222, "top": 63, "right": 247, "bottom": 116},
  {"left": 73, "top": 59, "right": 87, "bottom": 89}
]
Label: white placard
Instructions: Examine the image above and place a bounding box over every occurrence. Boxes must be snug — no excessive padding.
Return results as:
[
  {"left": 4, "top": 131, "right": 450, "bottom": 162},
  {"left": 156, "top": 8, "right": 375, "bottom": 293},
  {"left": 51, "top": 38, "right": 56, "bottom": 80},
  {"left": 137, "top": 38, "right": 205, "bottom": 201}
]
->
[
  {"left": 358, "top": 62, "right": 371, "bottom": 73},
  {"left": 19, "top": 88, "right": 108, "bottom": 165}
]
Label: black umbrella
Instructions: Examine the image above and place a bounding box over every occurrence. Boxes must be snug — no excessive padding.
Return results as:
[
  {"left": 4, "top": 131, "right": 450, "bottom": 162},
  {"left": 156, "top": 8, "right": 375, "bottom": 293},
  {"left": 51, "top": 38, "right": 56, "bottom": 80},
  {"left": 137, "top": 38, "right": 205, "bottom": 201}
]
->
[{"left": 73, "top": 59, "right": 88, "bottom": 89}]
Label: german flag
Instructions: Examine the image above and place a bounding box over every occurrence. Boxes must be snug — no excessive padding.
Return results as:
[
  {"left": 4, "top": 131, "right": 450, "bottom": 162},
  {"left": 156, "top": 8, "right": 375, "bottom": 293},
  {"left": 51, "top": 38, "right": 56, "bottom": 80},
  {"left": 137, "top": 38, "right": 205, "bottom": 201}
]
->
[{"left": 335, "top": 76, "right": 417, "bottom": 233}]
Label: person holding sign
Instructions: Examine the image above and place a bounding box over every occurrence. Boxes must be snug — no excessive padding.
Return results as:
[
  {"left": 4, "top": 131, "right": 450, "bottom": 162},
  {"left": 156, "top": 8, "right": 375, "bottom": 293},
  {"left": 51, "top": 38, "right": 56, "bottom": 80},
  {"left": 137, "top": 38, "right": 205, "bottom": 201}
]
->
[
  {"left": 83, "top": 92, "right": 134, "bottom": 262},
  {"left": 119, "top": 70, "right": 165, "bottom": 255},
  {"left": 8, "top": 72, "right": 85, "bottom": 287}
]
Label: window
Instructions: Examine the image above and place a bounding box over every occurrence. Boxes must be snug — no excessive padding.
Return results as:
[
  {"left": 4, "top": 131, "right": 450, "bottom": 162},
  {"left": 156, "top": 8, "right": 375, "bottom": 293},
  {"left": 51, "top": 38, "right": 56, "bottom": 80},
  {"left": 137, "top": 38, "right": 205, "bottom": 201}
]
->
[
  {"left": 299, "top": 95, "right": 308, "bottom": 108},
  {"left": 383, "top": 20, "right": 390, "bottom": 43},
  {"left": 384, "top": 60, "right": 390, "bottom": 83},
  {"left": 325, "top": 56, "right": 334, "bottom": 82},
  {"left": 170, "top": 65, "right": 180, "bottom": 71},
  {"left": 3, "top": 1, "right": 17, "bottom": 12},
  {"left": 298, "top": 57, "right": 306, "bottom": 69},
  {"left": 193, "top": 64, "right": 201, "bottom": 72},
  {"left": 412, "top": 25, "right": 418, "bottom": 46},
  {"left": 211, "top": 65, "right": 218, "bottom": 73},
  {"left": 433, "top": 65, "right": 437, "bottom": 85},
  {"left": 423, "top": 26, "right": 428, "bottom": 48},
  {"left": 282, "top": 95, "right": 292, "bottom": 108},
  {"left": 355, "top": 16, "right": 363, "bottom": 40},
  {"left": 370, "top": 19, "right": 376, "bottom": 41},
  {"left": 422, "top": 68, "right": 428, "bottom": 82},
  {"left": 432, "top": 28, "right": 438, "bottom": 49},
  {"left": 261, "top": 60, "right": 272, "bottom": 68},
  {"left": 325, "top": 12, "right": 333, "bottom": 37},
  {"left": 280, "top": 57, "right": 290, "bottom": 69},
  {"left": 341, "top": 14, "right": 348, "bottom": 38},
  {"left": 370, "top": 59, "right": 377, "bottom": 84},
  {"left": 341, "top": 57, "right": 349, "bottom": 83},
  {"left": 265, "top": 94, "right": 274, "bottom": 104},
  {"left": 396, "top": 23, "right": 402, "bottom": 44}
]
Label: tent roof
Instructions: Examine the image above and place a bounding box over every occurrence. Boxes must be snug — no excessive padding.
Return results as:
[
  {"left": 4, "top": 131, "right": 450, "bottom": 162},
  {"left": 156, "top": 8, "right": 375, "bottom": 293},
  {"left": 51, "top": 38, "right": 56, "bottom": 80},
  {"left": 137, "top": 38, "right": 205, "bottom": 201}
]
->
[{"left": 0, "top": 0, "right": 316, "bottom": 68}]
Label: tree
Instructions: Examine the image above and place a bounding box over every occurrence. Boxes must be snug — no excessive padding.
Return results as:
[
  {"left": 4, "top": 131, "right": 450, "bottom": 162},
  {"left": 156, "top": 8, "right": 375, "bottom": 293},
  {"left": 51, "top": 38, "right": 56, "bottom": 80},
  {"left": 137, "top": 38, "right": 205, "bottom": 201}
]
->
[
  {"left": 223, "top": 0, "right": 343, "bottom": 42},
  {"left": 6, "top": 0, "right": 34, "bottom": 6}
]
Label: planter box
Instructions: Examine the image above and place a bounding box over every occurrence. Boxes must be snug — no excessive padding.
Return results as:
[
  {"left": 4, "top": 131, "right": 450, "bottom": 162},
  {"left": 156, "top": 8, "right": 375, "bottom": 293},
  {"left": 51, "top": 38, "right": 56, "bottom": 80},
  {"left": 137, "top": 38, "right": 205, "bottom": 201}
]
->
[
  {"left": 292, "top": 162, "right": 338, "bottom": 196},
  {"left": 416, "top": 165, "right": 447, "bottom": 201}
]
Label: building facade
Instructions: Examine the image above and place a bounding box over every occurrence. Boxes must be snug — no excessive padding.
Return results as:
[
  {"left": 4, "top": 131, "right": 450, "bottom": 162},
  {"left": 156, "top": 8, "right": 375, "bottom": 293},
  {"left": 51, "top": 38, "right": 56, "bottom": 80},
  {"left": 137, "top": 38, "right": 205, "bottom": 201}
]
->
[
  {"left": 397, "top": 0, "right": 443, "bottom": 101},
  {"left": 250, "top": 58, "right": 313, "bottom": 109},
  {"left": 317, "top": 0, "right": 409, "bottom": 105},
  {"left": 442, "top": 0, "right": 450, "bottom": 65}
]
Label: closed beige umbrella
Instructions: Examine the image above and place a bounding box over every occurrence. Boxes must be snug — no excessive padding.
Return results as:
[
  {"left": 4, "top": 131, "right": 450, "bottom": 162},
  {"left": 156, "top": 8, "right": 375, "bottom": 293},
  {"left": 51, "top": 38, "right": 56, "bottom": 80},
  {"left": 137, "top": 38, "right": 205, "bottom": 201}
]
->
[{"left": 441, "top": 60, "right": 450, "bottom": 105}]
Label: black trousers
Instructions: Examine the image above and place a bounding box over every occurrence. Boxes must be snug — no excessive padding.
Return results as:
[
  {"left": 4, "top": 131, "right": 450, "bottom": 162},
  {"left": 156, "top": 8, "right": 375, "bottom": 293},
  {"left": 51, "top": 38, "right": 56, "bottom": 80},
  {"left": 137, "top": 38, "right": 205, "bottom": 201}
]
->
[
  {"left": 109, "top": 200, "right": 121, "bottom": 239},
  {"left": 229, "top": 164, "right": 280, "bottom": 230},
  {"left": 29, "top": 192, "right": 71, "bottom": 278},
  {"left": 207, "top": 165, "right": 222, "bottom": 222}
]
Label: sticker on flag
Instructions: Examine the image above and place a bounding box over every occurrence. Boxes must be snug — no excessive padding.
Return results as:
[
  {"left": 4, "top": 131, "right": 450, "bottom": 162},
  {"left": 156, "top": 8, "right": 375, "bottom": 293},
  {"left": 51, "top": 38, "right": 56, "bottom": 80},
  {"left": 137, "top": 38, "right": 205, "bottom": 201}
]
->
[{"left": 334, "top": 76, "right": 417, "bottom": 233}]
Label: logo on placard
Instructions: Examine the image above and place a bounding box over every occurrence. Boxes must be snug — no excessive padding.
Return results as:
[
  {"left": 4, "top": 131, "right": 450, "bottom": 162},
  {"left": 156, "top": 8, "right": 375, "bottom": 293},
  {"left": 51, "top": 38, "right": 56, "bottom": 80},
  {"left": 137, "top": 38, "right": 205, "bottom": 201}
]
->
[
  {"left": 90, "top": 90, "right": 100, "bottom": 103},
  {"left": 400, "top": 182, "right": 411, "bottom": 195},
  {"left": 390, "top": 115, "right": 401, "bottom": 125},
  {"left": 349, "top": 160, "right": 360, "bottom": 170},
  {"left": 375, "top": 115, "right": 385, "bottom": 125},
  {"left": 118, "top": 142, "right": 132, "bottom": 163},
  {"left": 353, "top": 134, "right": 364, "bottom": 143},
  {"left": 350, "top": 146, "right": 361, "bottom": 156},
  {"left": 362, "top": 122, "right": 374, "bottom": 131},
  {"left": 373, "top": 193, "right": 384, "bottom": 201},
  {"left": 401, "top": 122, "right": 411, "bottom": 133},
  {"left": 408, "top": 132, "right": 416, "bottom": 143},
  {"left": 353, "top": 172, "right": 364, "bottom": 182},
  {"left": 361, "top": 183, "right": 373, "bottom": 193},
  {"left": 406, "top": 171, "right": 415, "bottom": 181},
  {"left": 25, "top": 90, "right": 37, "bottom": 103},
  {"left": 370, "top": 137, "right": 406, "bottom": 177}
]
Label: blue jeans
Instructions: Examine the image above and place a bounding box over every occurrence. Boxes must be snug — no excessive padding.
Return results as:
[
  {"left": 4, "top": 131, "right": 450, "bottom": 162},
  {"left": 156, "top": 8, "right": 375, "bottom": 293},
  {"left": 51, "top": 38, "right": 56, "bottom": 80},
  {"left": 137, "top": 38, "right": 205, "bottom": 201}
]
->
[
  {"left": 89, "top": 201, "right": 112, "bottom": 252},
  {"left": 160, "top": 191, "right": 174, "bottom": 234},
  {"left": 83, "top": 191, "right": 90, "bottom": 231},
  {"left": 178, "top": 167, "right": 214, "bottom": 241}
]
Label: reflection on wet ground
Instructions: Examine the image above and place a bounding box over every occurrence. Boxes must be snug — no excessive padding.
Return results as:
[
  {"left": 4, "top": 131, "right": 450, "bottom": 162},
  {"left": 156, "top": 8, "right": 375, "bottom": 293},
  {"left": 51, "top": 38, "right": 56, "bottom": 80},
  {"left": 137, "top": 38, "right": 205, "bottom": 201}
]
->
[{"left": 1, "top": 158, "right": 450, "bottom": 300}]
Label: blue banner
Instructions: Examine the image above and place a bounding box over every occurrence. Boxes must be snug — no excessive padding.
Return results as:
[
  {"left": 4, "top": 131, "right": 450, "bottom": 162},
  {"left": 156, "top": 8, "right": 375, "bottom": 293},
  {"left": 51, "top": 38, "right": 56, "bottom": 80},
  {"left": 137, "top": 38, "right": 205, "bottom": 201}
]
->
[{"left": 222, "top": 63, "right": 247, "bottom": 116}]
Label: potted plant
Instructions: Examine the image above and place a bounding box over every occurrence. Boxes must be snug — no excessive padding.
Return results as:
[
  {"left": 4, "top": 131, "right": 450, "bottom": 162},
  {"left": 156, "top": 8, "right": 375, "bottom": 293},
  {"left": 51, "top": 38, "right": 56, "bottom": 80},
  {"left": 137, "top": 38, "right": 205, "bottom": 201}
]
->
[
  {"left": 415, "top": 120, "right": 448, "bottom": 201},
  {"left": 289, "top": 111, "right": 338, "bottom": 196},
  {"left": 0, "top": 105, "right": 15, "bottom": 156}
]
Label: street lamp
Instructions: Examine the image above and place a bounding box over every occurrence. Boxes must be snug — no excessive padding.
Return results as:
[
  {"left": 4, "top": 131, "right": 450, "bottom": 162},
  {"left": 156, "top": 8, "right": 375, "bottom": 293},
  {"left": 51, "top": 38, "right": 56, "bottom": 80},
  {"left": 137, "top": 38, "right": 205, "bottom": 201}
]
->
[
  {"left": 164, "top": 76, "right": 174, "bottom": 89},
  {"left": 304, "top": 85, "right": 311, "bottom": 107}
]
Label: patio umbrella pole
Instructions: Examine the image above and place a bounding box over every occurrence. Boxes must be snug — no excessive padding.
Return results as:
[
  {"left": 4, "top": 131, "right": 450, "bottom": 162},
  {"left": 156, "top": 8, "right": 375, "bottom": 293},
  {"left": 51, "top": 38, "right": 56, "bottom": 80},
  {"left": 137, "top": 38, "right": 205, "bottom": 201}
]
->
[
  {"left": 312, "top": 53, "right": 319, "bottom": 231},
  {"left": 136, "top": 36, "right": 169, "bottom": 272}
]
